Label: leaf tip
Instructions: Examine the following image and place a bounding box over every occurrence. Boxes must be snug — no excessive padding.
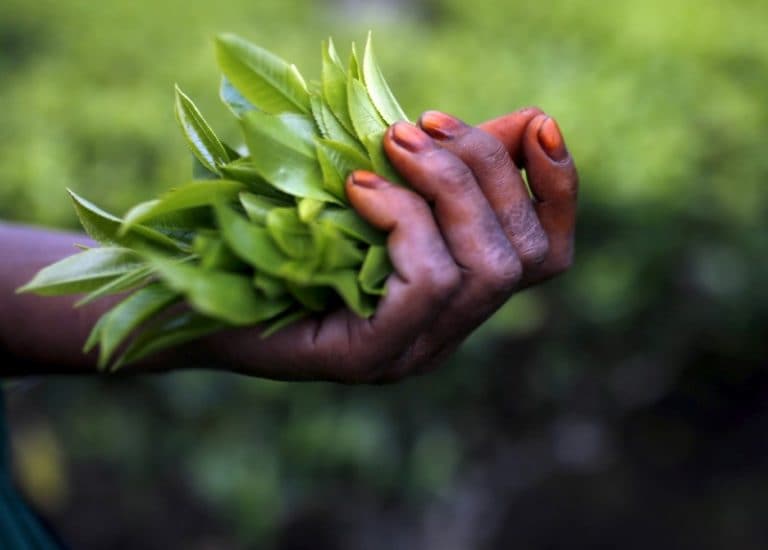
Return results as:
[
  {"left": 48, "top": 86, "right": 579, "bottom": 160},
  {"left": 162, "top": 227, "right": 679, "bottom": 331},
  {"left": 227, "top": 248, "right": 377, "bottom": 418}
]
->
[{"left": 215, "top": 32, "right": 236, "bottom": 46}]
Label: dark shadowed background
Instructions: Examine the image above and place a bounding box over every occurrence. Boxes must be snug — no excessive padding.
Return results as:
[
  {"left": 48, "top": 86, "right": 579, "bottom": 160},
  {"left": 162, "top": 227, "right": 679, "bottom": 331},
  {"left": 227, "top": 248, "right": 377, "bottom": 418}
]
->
[{"left": 2, "top": 0, "right": 768, "bottom": 548}]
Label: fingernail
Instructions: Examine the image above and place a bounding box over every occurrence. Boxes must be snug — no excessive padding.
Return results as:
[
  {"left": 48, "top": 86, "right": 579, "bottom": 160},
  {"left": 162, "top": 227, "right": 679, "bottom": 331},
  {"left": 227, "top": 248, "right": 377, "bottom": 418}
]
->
[
  {"left": 391, "top": 123, "right": 432, "bottom": 152},
  {"left": 419, "top": 111, "right": 464, "bottom": 140},
  {"left": 538, "top": 118, "right": 568, "bottom": 161},
  {"left": 350, "top": 170, "right": 384, "bottom": 189}
]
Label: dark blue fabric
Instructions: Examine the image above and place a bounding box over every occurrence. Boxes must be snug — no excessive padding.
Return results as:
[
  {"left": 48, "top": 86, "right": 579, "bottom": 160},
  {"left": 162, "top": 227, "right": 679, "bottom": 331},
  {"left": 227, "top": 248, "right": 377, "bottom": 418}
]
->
[{"left": 0, "top": 389, "right": 65, "bottom": 549}]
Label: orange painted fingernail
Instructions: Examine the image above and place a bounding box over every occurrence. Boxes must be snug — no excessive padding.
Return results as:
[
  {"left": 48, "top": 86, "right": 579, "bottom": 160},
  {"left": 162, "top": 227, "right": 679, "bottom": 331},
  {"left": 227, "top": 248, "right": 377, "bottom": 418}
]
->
[
  {"left": 419, "top": 111, "right": 464, "bottom": 139},
  {"left": 391, "top": 122, "right": 432, "bottom": 152},
  {"left": 350, "top": 170, "right": 384, "bottom": 189},
  {"left": 538, "top": 118, "right": 568, "bottom": 161}
]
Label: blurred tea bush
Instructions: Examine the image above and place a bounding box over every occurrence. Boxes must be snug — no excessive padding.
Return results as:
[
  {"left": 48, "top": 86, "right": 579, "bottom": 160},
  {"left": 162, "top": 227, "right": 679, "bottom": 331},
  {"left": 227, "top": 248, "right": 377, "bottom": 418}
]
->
[{"left": 3, "top": 0, "right": 768, "bottom": 548}]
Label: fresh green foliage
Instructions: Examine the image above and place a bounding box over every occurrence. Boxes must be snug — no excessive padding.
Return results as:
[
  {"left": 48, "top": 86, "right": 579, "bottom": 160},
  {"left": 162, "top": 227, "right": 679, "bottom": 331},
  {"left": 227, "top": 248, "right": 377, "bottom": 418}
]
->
[
  {"left": 6, "top": 2, "right": 768, "bottom": 547},
  {"left": 18, "top": 34, "right": 408, "bottom": 369},
  {"left": 17, "top": 247, "right": 145, "bottom": 296},
  {"left": 96, "top": 283, "right": 180, "bottom": 368},
  {"left": 215, "top": 34, "right": 311, "bottom": 115},
  {"left": 174, "top": 86, "right": 233, "bottom": 174}
]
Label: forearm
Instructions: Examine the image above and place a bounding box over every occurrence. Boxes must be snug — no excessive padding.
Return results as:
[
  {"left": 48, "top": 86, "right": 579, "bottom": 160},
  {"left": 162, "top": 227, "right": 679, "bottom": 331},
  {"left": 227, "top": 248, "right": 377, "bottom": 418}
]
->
[
  {"left": 0, "top": 223, "right": 109, "bottom": 374},
  {"left": 0, "top": 223, "right": 197, "bottom": 376}
]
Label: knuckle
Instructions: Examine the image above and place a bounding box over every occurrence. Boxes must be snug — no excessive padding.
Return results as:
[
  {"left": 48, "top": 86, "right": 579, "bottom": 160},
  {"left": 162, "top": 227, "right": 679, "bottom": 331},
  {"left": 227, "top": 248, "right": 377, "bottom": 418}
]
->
[
  {"left": 519, "top": 229, "right": 550, "bottom": 267},
  {"left": 526, "top": 239, "right": 550, "bottom": 267},
  {"left": 475, "top": 136, "right": 512, "bottom": 170},
  {"left": 500, "top": 204, "right": 549, "bottom": 267},
  {"left": 403, "top": 192, "right": 432, "bottom": 218},
  {"left": 418, "top": 259, "right": 461, "bottom": 301},
  {"left": 390, "top": 186, "right": 430, "bottom": 218},
  {"left": 501, "top": 199, "right": 538, "bottom": 235},
  {"left": 547, "top": 166, "right": 579, "bottom": 201},
  {"left": 430, "top": 151, "right": 474, "bottom": 189},
  {"left": 478, "top": 250, "right": 523, "bottom": 293}
]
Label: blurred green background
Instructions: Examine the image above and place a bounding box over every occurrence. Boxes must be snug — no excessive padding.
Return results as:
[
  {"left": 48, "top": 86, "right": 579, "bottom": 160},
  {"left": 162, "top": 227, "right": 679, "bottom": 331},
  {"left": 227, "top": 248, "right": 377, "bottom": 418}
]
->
[{"left": 2, "top": 0, "right": 768, "bottom": 548}]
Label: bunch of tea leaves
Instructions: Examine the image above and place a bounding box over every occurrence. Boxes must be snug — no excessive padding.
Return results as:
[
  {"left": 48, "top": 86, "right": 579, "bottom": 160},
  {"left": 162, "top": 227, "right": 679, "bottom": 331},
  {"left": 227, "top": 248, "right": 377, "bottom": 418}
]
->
[{"left": 18, "top": 32, "right": 409, "bottom": 370}]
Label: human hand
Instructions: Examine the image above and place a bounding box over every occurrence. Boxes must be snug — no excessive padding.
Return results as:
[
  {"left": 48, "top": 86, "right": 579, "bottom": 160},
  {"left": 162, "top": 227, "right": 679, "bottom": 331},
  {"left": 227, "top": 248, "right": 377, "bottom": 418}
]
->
[{"left": 201, "top": 107, "right": 578, "bottom": 383}]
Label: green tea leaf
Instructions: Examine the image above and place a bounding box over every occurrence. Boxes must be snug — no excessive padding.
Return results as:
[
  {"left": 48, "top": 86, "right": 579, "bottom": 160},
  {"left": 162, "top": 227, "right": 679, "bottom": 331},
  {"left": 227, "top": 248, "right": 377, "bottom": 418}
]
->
[
  {"left": 220, "top": 76, "right": 255, "bottom": 117},
  {"left": 253, "top": 272, "right": 287, "bottom": 300},
  {"left": 363, "top": 130, "right": 404, "bottom": 185},
  {"left": 242, "top": 109, "right": 316, "bottom": 156},
  {"left": 75, "top": 265, "right": 154, "bottom": 307},
  {"left": 276, "top": 113, "right": 321, "bottom": 148},
  {"left": 214, "top": 203, "right": 315, "bottom": 283},
  {"left": 318, "top": 207, "right": 385, "bottom": 246},
  {"left": 68, "top": 189, "right": 185, "bottom": 251},
  {"left": 193, "top": 234, "right": 246, "bottom": 271},
  {"left": 286, "top": 282, "right": 331, "bottom": 312},
  {"left": 310, "top": 96, "right": 365, "bottom": 154},
  {"left": 321, "top": 38, "right": 355, "bottom": 134},
  {"left": 260, "top": 309, "right": 309, "bottom": 338},
  {"left": 216, "top": 34, "right": 310, "bottom": 114},
  {"left": 321, "top": 235, "right": 365, "bottom": 271},
  {"left": 313, "top": 223, "right": 365, "bottom": 270},
  {"left": 313, "top": 269, "right": 376, "bottom": 317},
  {"left": 359, "top": 245, "right": 391, "bottom": 295},
  {"left": 316, "top": 138, "right": 373, "bottom": 200},
  {"left": 83, "top": 313, "right": 108, "bottom": 354},
  {"left": 219, "top": 158, "right": 294, "bottom": 201},
  {"left": 240, "top": 110, "right": 339, "bottom": 203},
  {"left": 17, "top": 247, "right": 144, "bottom": 296},
  {"left": 316, "top": 144, "right": 346, "bottom": 200},
  {"left": 348, "top": 42, "right": 361, "bottom": 81},
  {"left": 347, "top": 78, "right": 387, "bottom": 142},
  {"left": 266, "top": 207, "right": 315, "bottom": 260},
  {"left": 143, "top": 208, "right": 211, "bottom": 246},
  {"left": 192, "top": 156, "right": 221, "bottom": 180},
  {"left": 362, "top": 32, "right": 409, "bottom": 124},
  {"left": 297, "top": 197, "right": 324, "bottom": 223},
  {"left": 174, "top": 85, "right": 232, "bottom": 174},
  {"left": 121, "top": 180, "right": 245, "bottom": 231},
  {"left": 114, "top": 312, "right": 225, "bottom": 369},
  {"left": 150, "top": 257, "right": 291, "bottom": 325},
  {"left": 239, "top": 192, "right": 287, "bottom": 224},
  {"left": 98, "top": 283, "right": 180, "bottom": 368}
]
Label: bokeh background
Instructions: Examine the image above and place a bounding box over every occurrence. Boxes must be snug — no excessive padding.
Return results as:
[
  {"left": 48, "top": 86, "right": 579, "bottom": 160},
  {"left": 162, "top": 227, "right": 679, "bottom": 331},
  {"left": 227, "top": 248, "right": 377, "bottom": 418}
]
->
[{"left": 2, "top": 0, "right": 768, "bottom": 548}]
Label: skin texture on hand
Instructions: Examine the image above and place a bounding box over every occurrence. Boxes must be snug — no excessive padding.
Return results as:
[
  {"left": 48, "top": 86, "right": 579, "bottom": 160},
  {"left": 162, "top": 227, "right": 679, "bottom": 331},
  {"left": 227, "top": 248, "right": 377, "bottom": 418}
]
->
[
  {"left": 0, "top": 108, "right": 578, "bottom": 382},
  {"left": 205, "top": 108, "right": 579, "bottom": 383}
]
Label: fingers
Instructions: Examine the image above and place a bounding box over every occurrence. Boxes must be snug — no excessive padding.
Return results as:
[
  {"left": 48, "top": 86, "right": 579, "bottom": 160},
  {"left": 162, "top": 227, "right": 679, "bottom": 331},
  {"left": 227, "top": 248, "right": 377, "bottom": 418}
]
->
[
  {"left": 206, "top": 171, "right": 460, "bottom": 383},
  {"left": 346, "top": 170, "right": 460, "bottom": 303},
  {"left": 379, "top": 122, "right": 526, "bottom": 377},
  {"left": 330, "top": 170, "right": 460, "bottom": 379},
  {"left": 419, "top": 111, "right": 549, "bottom": 271},
  {"left": 522, "top": 115, "right": 579, "bottom": 279},
  {"left": 478, "top": 106, "right": 543, "bottom": 166},
  {"left": 383, "top": 122, "right": 522, "bottom": 296}
]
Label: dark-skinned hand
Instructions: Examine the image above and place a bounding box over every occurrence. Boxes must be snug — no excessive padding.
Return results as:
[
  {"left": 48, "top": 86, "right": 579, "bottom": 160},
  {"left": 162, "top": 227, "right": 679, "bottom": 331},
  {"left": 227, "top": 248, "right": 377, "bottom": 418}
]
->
[
  {"left": 0, "top": 108, "right": 578, "bottom": 381},
  {"left": 202, "top": 108, "right": 579, "bottom": 383}
]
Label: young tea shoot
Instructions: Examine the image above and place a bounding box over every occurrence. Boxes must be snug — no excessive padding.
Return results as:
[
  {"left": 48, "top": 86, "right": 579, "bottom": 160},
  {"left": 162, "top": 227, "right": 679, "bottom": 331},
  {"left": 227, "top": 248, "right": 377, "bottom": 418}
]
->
[{"left": 18, "top": 32, "right": 406, "bottom": 370}]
